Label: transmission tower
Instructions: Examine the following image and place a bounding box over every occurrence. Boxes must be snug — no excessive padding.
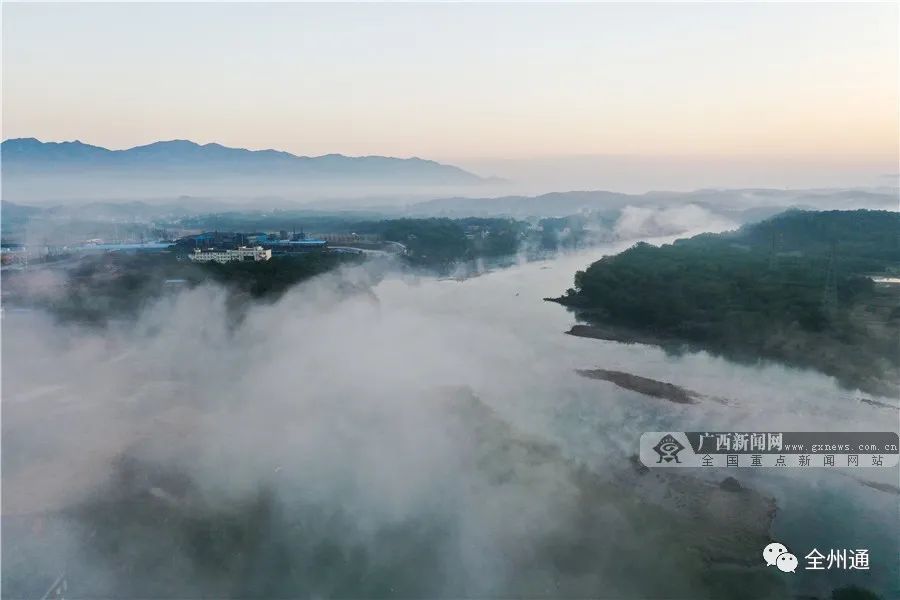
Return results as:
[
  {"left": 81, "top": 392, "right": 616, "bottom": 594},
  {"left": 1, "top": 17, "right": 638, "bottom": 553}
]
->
[
  {"left": 767, "top": 227, "right": 782, "bottom": 271},
  {"left": 822, "top": 240, "right": 838, "bottom": 318}
]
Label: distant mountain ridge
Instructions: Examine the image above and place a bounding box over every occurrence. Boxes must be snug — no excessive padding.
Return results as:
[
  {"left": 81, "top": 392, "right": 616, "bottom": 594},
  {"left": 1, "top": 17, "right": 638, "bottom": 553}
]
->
[
  {"left": 407, "top": 187, "right": 900, "bottom": 218},
  {"left": 1, "top": 137, "right": 485, "bottom": 184}
]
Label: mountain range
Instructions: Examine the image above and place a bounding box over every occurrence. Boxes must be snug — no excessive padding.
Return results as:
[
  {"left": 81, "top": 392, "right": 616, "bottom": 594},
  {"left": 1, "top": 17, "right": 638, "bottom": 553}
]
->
[
  {"left": 404, "top": 187, "right": 900, "bottom": 218},
  {"left": 2, "top": 138, "right": 485, "bottom": 183}
]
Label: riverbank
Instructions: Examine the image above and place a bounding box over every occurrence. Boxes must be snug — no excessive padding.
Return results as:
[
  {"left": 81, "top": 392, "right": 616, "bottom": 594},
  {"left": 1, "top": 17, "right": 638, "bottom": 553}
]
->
[
  {"left": 1, "top": 386, "right": 786, "bottom": 598},
  {"left": 561, "top": 318, "right": 899, "bottom": 399},
  {"left": 575, "top": 367, "right": 700, "bottom": 404},
  {"left": 548, "top": 211, "right": 900, "bottom": 399}
]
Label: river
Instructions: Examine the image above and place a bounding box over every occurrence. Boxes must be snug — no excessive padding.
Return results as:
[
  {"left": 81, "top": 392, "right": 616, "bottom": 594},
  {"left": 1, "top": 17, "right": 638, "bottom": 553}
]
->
[
  {"left": 372, "top": 236, "right": 899, "bottom": 598},
  {"left": 3, "top": 232, "right": 897, "bottom": 598}
]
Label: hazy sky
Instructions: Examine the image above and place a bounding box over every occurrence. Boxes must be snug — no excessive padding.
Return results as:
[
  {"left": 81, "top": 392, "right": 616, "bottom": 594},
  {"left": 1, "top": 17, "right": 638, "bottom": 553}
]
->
[{"left": 3, "top": 2, "right": 898, "bottom": 178}]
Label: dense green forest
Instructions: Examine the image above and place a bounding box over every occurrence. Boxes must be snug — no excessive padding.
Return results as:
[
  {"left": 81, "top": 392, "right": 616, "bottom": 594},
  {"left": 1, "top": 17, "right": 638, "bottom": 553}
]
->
[
  {"left": 168, "top": 215, "right": 533, "bottom": 267},
  {"left": 351, "top": 217, "right": 528, "bottom": 265},
  {"left": 4, "top": 252, "right": 361, "bottom": 323},
  {"left": 554, "top": 210, "right": 900, "bottom": 395},
  {"left": 2, "top": 216, "right": 548, "bottom": 322},
  {"left": 351, "top": 216, "right": 613, "bottom": 266},
  {"left": 170, "top": 210, "right": 380, "bottom": 234}
]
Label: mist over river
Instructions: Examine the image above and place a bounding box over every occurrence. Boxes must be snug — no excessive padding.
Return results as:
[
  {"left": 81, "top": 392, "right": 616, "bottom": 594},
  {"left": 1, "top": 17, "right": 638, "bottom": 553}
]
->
[
  {"left": 421, "top": 239, "right": 900, "bottom": 597},
  {"left": 3, "top": 233, "right": 897, "bottom": 598}
]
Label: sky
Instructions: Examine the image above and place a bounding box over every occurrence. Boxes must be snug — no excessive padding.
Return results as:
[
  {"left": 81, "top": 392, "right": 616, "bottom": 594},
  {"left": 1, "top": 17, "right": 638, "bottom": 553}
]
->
[{"left": 2, "top": 2, "right": 898, "bottom": 191}]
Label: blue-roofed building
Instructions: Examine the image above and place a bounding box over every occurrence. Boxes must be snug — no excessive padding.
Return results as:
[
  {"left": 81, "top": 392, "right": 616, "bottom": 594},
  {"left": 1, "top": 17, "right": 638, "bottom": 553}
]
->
[
  {"left": 79, "top": 241, "right": 173, "bottom": 253},
  {"left": 173, "top": 231, "right": 328, "bottom": 255},
  {"left": 259, "top": 239, "right": 328, "bottom": 253}
]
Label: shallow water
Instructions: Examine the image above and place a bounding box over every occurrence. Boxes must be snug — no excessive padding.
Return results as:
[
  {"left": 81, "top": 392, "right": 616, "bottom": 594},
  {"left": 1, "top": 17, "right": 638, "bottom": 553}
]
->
[
  {"left": 373, "top": 238, "right": 899, "bottom": 597},
  {"left": 3, "top": 233, "right": 897, "bottom": 597}
]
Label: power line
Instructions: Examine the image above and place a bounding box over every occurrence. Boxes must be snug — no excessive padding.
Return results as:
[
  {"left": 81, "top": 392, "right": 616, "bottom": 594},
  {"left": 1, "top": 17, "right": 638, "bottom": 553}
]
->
[{"left": 822, "top": 240, "right": 838, "bottom": 318}]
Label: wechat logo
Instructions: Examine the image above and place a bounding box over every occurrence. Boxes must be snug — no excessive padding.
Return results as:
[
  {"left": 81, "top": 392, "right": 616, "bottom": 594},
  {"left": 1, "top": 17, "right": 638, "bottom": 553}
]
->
[{"left": 763, "top": 542, "right": 798, "bottom": 573}]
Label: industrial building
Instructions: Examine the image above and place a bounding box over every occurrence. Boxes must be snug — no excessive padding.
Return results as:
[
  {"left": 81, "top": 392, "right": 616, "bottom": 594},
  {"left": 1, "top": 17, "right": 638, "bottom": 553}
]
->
[
  {"left": 177, "top": 231, "right": 328, "bottom": 255},
  {"left": 189, "top": 246, "right": 272, "bottom": 264},
  {"left": 259, "top": 239, "right": 327, "bottom": 252}
]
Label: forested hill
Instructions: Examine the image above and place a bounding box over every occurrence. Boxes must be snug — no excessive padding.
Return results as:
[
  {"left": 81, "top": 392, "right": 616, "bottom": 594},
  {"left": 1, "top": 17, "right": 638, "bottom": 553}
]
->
[{"left": 552, "top": 210, "right": 900, "bottom": 396}]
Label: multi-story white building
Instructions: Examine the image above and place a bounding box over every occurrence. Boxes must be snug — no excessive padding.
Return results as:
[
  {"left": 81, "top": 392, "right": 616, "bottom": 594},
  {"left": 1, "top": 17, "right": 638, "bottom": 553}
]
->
[{"left": 189, "top": 246, "right": 272, "bottom": 264}]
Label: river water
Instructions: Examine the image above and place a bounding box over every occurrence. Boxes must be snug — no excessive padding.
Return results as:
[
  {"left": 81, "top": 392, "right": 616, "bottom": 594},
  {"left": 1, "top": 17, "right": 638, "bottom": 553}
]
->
[
  {"left": 3, "top": 232, "right": 897, "bottom": 598},
  {"left": 371, "top": 236, "right": 899, "bottom": 598}
]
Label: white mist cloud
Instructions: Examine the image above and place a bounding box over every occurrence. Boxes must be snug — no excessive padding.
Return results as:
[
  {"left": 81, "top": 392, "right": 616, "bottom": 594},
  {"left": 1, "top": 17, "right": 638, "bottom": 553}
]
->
[
  {"left": 1, "top": 265, "right": 606, "bottom": 597},
  {"left": 614, "top": 204, "right": 736, "bottom": 239},
  {"left": 3, "top": 251, "right": 896, "bottom": 597}
]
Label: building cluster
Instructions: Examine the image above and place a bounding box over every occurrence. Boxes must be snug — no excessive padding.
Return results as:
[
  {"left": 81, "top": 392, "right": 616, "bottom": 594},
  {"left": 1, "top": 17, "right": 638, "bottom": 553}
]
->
[
  {"left": 313, "top": 232, "right": 379, "bottom": 244},
  {"left": 2, "top": 227, "right": 391, "bottom": 270},
  {"left": 245, "top": 230, "right": 329, "bottom": 248},
  {"left": 1, "top": 241, "right": 162, "bottom": 268},
  {"left": 189, "top": 246, "right": 272, "bottom": 264},
  {"left": 0, "top": 244, "right": 28, "bottom": 267},
  {"left": 176, "top": 230, "right": 329, "bottom": 262}
]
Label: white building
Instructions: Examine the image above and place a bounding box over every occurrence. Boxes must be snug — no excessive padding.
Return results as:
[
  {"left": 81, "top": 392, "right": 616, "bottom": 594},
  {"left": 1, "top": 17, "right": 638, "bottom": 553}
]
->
[{"left": 189, "top": 246, "right": 272, "bottom": 264}]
